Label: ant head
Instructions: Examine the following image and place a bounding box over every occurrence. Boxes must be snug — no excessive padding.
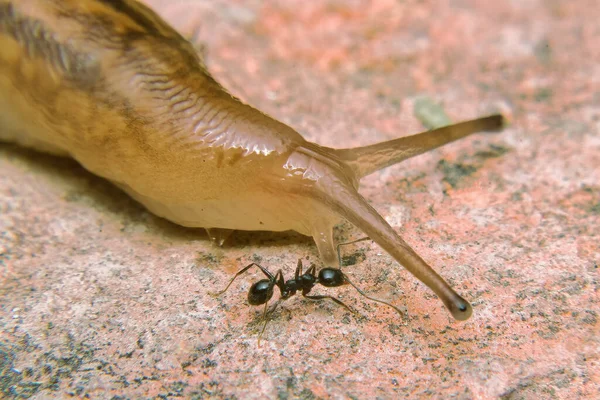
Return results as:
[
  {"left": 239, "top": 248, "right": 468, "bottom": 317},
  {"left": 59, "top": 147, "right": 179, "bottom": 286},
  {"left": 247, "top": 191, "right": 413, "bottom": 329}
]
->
[
  {"left": 318, "top": 268, "right": 346, "bottom": 288},
  {"left": 248, "top": 279, "right": 274, "bottom": 305}
]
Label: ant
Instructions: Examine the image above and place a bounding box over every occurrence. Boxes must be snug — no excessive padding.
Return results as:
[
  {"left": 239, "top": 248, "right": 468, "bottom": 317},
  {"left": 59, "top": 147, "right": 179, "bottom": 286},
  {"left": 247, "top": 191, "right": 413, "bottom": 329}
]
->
[{"left": 211, "top": 238, "right": 404, "bottom": 342}]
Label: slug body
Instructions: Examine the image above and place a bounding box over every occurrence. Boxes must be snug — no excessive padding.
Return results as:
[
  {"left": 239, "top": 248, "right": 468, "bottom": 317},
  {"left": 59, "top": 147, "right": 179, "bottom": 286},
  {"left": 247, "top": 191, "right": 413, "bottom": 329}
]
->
[{"left": 0, "top": 0, "right": 504, "bottom": 320}]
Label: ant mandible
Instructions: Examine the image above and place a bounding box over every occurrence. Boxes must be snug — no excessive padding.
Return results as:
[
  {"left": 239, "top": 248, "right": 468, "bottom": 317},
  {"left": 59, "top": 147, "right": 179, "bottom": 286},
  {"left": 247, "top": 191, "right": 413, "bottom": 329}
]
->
[{"left": 211, "top": 238, "right": 404, "bottom": 341}]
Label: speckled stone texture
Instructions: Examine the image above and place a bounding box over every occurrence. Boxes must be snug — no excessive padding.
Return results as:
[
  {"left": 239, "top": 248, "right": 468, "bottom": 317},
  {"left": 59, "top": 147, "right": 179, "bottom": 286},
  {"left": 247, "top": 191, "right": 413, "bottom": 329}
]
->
[{"left": 1, "top": 0, "right": 598, "bottom": 398}]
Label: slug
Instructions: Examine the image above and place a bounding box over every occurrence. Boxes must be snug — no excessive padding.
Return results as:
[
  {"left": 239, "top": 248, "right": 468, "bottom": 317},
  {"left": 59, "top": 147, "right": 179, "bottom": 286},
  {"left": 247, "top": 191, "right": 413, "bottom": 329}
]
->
[{"left": 0, "top": 0, "right": 504, "bottom": 321}]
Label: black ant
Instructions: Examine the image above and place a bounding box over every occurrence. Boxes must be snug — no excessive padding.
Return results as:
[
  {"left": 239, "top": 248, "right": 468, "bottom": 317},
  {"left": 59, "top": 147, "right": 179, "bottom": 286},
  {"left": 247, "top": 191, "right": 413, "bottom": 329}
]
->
[{"left": 211, "top": 238, "right": 404, "bottom": 341}]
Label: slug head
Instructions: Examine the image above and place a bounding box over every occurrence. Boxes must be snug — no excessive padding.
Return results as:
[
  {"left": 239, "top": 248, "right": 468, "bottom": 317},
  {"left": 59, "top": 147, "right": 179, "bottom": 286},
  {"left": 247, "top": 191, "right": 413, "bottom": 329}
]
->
[{"left": 280, "top": 116, "right": 504, "bottom": 321}]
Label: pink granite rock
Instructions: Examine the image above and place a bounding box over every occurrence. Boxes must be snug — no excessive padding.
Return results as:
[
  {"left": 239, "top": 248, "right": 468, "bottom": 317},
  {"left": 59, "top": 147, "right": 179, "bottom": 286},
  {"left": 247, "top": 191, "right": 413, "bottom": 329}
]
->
[{"left": 1, "top": 0, "right": 598, "bottom": 398}]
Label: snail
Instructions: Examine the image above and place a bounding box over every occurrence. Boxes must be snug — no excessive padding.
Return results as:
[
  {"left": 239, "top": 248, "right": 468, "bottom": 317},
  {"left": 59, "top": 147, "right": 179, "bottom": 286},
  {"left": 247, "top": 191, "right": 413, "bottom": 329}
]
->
[{"left": 0, "top": 0, "right": 504, "bottom": 321}]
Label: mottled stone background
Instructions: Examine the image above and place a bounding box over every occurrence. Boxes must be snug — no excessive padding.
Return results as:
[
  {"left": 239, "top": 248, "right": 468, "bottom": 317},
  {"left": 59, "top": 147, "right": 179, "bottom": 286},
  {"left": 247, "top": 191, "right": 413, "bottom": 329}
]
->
[{"left": 1, "top": 0, "right": 598, "bottom": 398}]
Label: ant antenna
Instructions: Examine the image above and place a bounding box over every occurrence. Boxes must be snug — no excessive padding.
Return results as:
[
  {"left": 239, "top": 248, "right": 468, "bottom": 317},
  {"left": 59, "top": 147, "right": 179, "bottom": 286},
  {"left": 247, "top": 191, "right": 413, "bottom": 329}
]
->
[
  {"left": 336, "top": 236, "right": 372, "bottom": 266},
  {"left": 336, "top": 237, "right": 404, "bottom": 315},
  {"left": 343, "top": 276, "right": 404, "bottom": 315}
]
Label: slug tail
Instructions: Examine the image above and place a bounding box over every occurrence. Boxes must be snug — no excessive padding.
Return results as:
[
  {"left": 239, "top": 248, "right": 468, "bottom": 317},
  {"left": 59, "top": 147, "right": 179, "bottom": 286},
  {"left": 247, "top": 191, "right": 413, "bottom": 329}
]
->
[
  {"left": 336, "top": 114, "right": 504, "bottom": 178},
  {"left": 310, "top": 177, "right": 473, "bottom": 321}
]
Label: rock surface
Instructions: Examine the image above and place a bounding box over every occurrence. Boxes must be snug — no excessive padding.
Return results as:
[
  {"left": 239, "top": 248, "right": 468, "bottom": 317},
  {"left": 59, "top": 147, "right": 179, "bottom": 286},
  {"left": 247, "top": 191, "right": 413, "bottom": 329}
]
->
[{"left": 1, "top": 0, "right": 598, "bottom": 398}]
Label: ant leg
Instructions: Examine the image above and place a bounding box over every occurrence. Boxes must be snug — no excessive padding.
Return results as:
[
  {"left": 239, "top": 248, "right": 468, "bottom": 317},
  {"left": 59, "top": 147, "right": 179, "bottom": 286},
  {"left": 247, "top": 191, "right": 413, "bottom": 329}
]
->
[
  {"left": 256, "top": 270, "right": 287, "bottom": 344},
  {"left": 257, "top": 300, "right": 281, "bottom": 345},
  {"left": 294, "top": 259, "right": 303, "bottom": 279},
  {"left": 336, "top": 237, "right": 372, "bottom": 267},
  {"left": 305, "top": 263, "right": 317, "bottom": 276},
  {"left": 273, "top": 269, "right": 287, "bottom": 296},
  {"left": 303, "top": 294, "right": 357, "bottom": 315},
  {"left": 343, "top": 275, "right": 404, "bottom": 316},
  {"left": 210, "top": 262, "right": 275, "bottom": 297}
]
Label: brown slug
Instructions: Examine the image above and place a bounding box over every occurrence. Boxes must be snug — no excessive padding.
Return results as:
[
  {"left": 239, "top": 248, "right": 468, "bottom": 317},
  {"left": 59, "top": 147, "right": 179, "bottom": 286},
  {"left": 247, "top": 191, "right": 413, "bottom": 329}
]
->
[{"left": 0, "top": 0, "right": 504, "bottom": 321}]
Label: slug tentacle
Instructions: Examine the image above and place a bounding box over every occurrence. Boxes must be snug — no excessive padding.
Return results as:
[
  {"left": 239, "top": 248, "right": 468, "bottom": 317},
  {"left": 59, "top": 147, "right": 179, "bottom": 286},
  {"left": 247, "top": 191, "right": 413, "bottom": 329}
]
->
[
  {"left": 335, "top": 114, "right": 504, "bottom": 178},
  {"left": 281, "top": 145, "right": 473, "bottom": 320},
  {"left": 310, "top": 219, "right": 339, "bottom": 266},
  {"left": 303, "top": 172, "right": 473, "bottom": 321}
]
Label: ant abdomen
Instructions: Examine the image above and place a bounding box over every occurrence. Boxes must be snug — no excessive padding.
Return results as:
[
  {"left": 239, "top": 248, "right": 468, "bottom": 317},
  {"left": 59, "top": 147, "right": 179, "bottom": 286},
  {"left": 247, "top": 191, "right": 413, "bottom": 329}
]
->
[{"left": 248, "top": 279, "right": 274, "bottom": 305}]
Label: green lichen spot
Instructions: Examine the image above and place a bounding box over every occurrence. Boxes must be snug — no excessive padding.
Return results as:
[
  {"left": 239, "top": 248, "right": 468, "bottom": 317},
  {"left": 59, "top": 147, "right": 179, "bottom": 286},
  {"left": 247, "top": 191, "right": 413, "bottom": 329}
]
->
[
  {"left": 437, "top": 160, "right": 477, "bottom": 188},
  {"left": 414, "top": 96, "right": 452, "bottom": 129}
]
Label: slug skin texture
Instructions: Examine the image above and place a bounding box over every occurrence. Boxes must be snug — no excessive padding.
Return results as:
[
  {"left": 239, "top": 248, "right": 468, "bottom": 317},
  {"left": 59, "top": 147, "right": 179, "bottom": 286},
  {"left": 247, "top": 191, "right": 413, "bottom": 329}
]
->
[{"left": 0, "top": 0, "right": 504, "bottom": 320}]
